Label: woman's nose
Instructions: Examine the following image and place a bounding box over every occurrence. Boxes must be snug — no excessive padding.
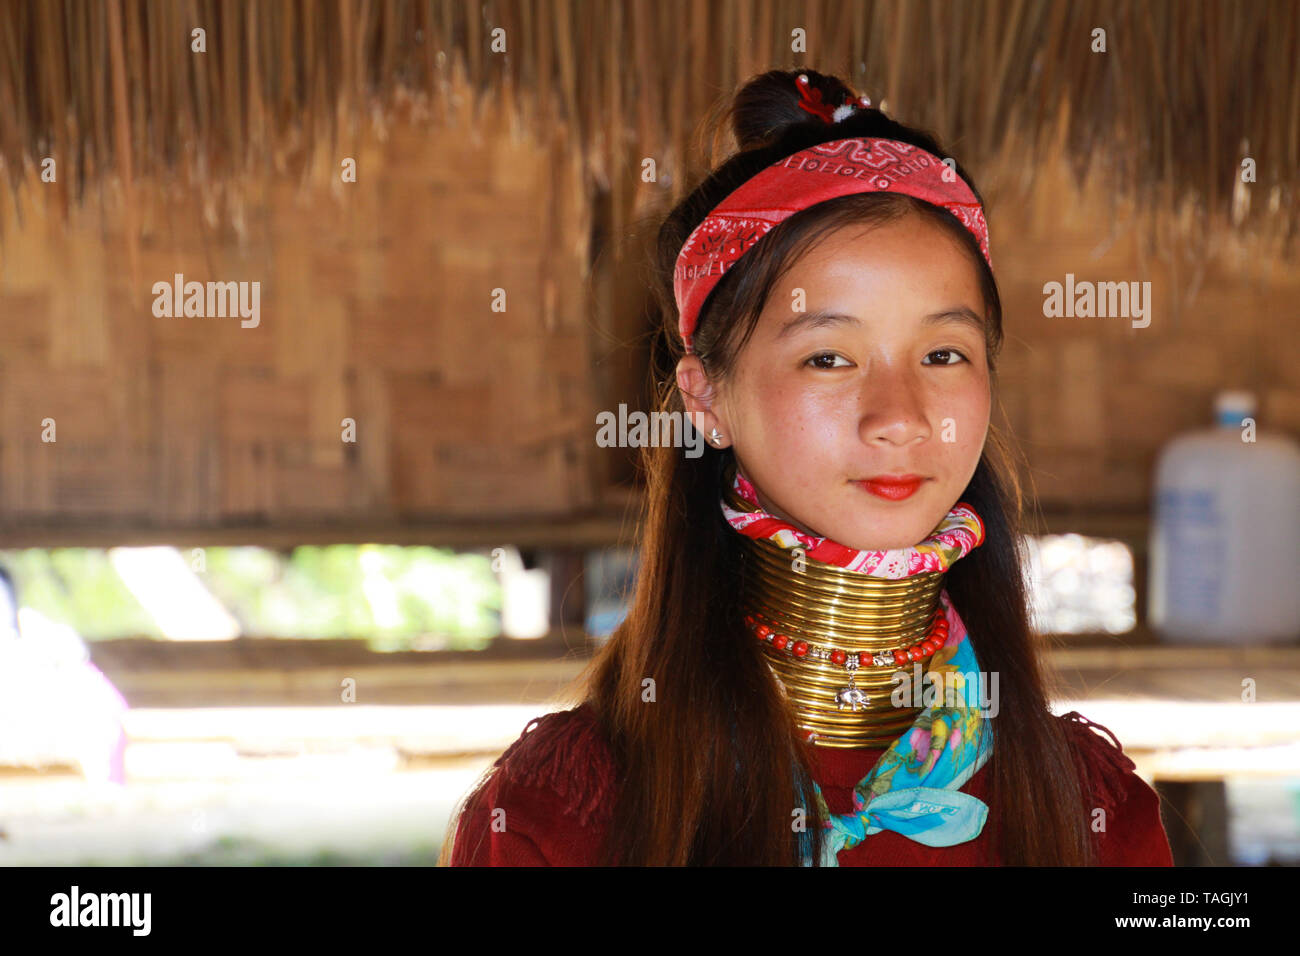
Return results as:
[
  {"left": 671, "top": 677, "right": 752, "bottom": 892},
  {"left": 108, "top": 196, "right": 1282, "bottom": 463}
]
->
[{"left": 857, "top": 367, "right": 930, "bottom": 446}]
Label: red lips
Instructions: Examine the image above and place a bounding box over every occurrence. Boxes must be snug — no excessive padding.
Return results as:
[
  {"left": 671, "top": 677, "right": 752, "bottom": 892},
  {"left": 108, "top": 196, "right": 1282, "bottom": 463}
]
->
[{"left": 855, "top": 475, "right": 925, "bottom": 500}]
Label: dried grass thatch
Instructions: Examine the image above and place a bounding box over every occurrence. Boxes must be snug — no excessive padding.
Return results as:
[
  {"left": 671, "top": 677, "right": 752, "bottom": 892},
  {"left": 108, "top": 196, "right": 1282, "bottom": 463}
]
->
[{"left": 0, "top": 0, "right": 1295, "bottom": 260}]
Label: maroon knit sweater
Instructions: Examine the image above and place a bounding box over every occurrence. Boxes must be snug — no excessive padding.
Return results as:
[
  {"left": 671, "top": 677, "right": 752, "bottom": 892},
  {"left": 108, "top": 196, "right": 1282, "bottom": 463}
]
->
[{"left": 448, "top": 703, "right": 1174, "bottom": 866}]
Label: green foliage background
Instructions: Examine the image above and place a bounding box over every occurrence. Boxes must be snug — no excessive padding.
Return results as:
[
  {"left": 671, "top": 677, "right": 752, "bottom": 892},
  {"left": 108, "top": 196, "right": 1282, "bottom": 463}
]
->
[{"left": 0, "top": 545, "right": 501, "bottom": 651}]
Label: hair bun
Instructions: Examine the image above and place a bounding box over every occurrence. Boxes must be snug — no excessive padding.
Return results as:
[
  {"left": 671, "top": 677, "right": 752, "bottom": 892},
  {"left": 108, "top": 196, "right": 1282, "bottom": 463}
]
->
[{"left": 729, "top": 69, "right": 864, "bottom": 150}]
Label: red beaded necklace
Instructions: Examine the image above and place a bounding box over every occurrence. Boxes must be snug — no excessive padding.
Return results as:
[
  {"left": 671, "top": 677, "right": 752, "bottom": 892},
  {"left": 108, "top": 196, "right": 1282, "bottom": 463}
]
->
[{"left": 744, "top": 605, "right": 949, "bottom": 689}]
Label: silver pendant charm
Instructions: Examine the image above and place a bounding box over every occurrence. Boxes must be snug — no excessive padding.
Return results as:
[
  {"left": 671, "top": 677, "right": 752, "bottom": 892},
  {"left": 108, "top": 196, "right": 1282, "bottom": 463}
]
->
[{"left": 835, "top": 658, "right": 869, "bottom": 712}]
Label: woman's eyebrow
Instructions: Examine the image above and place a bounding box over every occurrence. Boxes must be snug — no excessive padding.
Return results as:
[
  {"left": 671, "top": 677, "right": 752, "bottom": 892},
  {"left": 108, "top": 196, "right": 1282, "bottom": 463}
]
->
[
  {"left": 922, "top": 306, "right": 984, "bottom": 331},
  {"left": 777, "top": 305, "right": 983, "bottom": 339},
  {"left": 775, "top": 309, "right": 857, "bottom": 339}
]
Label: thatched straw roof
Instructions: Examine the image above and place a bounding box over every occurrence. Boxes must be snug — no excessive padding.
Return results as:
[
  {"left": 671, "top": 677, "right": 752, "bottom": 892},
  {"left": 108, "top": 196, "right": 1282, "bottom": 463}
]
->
[{"left": 0, "top": 0, "right": 1295, "bottom": 259}]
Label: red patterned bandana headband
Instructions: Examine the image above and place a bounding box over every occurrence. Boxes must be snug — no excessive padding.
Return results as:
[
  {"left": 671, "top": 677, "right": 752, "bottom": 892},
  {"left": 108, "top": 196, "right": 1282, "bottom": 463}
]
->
[{"left": 673, "top": 122, "right": 992, "bottom": 354}]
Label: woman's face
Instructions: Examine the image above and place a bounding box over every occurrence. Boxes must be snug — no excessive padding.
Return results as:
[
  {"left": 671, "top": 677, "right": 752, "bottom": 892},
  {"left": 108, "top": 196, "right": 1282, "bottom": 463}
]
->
[{"left": 680, "top": 214, "right": 991, "bottom": 551}]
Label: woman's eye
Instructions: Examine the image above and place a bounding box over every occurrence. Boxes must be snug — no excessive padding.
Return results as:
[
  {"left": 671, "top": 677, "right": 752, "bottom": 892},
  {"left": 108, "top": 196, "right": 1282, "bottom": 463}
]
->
[
  {"left": 924, "top": 349, "right": 967, "bottom": 366},
  {"left": 806, "top": 352, "right": 850, "bottom": 369}
]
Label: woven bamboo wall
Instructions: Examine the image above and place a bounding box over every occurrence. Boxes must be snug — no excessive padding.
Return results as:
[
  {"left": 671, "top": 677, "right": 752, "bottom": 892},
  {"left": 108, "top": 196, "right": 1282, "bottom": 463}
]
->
[
  {"left": 2, "top": 95, "right": 1295, "bottom": 531},
  {"left": 0, "top": 88, "right": 599, "bottom": 528},
  {"left": 989, "top": 150, "right": 1300, "bottom": 510},
  {"left": 0, "top": 0, "right": 1296, "bottom": 535}
]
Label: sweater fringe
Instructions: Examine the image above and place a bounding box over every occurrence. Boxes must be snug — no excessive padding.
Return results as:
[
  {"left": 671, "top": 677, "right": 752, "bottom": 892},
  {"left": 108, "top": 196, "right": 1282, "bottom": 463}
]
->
[
  {"left": 494, "top": 707, "right": 1139, "bottom": 829},
  {"left": 1059, "top": 710, "right": 1138, "bottom": 813},
  {"left": 494, "top": 704, "right": 616, "bottom": 828}
]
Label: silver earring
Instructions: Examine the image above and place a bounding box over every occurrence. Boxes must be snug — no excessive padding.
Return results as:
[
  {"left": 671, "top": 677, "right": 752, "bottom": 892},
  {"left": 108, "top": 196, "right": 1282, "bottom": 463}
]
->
[{"left": 710, "top": 428, "right": 723, "bottom": 446}]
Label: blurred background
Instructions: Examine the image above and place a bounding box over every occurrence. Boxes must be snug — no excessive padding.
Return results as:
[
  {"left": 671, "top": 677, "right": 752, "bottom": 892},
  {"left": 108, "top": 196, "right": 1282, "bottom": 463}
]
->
[{"left": 0, "top": 0, "right": 1297, "bottom": 867}]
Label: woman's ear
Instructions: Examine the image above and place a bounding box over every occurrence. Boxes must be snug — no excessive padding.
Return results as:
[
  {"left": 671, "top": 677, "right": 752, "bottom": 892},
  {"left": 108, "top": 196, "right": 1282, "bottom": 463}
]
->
[{"left": 675, "top": 355, "right": 730, "bottom": 447}]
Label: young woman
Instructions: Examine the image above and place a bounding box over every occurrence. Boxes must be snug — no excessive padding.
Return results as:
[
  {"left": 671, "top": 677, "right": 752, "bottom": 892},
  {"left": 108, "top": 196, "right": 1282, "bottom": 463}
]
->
[{"left": 442, "top": 69, "right": 1174, "bottom": 866}]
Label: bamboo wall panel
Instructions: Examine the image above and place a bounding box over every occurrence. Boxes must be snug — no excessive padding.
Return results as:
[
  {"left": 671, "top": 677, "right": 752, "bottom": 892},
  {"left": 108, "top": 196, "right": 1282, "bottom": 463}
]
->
[
  {"left": 0, "top": 79, "right": 598, "bottom": 531},
  {"left": 0, "top": 0, "right": 1296, "bottom": 537},
  {"left": 985, "top": 149, "right": 1300, "bottom": 510}
]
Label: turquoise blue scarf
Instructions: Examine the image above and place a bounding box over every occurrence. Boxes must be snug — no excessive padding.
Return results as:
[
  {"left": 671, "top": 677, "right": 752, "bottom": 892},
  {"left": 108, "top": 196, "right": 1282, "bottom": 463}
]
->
[{"left": 801, "top": 590, "right": 994, "bottom": 866}]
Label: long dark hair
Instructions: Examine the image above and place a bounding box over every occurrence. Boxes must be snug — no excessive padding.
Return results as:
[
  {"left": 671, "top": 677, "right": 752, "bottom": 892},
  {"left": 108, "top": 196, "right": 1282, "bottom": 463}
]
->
[{"left": 443, "top": 68, "right": 1092, "bottom": 867}]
